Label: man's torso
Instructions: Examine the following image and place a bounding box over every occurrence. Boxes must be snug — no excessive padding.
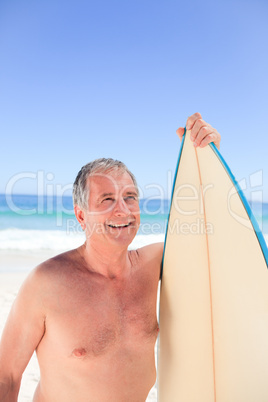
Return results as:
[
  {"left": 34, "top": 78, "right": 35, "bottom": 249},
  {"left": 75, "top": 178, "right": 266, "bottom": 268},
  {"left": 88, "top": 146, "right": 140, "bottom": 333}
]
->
[{"left": 33, "top": 246, "right": 161, "bottom": 401}]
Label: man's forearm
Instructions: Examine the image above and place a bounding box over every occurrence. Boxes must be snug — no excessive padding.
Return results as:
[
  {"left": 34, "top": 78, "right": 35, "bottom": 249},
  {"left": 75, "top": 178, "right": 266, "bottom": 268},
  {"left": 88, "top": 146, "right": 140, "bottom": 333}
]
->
[{"left": 0, "top": 378, "right": 20, "bottom": 402}]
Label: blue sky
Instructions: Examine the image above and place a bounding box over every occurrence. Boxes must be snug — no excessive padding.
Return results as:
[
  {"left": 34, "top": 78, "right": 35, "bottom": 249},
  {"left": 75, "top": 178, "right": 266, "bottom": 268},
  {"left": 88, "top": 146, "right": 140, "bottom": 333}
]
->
[{"left": 1, "top": 0, "right": 268, "bottom": 201}]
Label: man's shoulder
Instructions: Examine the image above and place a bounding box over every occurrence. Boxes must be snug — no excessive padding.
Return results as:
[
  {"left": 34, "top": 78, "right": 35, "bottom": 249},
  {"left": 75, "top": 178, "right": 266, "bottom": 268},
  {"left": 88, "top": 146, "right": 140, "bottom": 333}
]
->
[
  {"left": 136, "top": 242, "right": 164, "bottom": 264},
  {"left": 30, "top": 248, "right": 79, "bottom": 283},
  {"left": 130, "top": 242, "right": 163, "bottom": 280}
]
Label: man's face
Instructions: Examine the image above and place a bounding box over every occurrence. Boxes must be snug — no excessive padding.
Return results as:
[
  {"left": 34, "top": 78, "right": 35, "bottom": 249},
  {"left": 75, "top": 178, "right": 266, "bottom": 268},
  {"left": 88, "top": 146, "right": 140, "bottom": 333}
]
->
[{"left": 82, "top": 170, "right": 140, "bottom": 247}]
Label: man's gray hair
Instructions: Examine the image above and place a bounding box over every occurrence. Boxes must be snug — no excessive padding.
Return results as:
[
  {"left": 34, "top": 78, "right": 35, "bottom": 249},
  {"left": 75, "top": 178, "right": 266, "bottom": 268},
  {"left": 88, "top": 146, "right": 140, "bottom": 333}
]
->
[{"left": 73, "top": 158, "right": 138, "bottom": 209}]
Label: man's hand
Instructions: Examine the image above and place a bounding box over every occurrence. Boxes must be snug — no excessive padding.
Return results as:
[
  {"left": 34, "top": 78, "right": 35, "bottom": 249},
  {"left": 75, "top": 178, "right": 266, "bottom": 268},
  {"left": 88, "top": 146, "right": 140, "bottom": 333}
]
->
[{"left": 176, "top": 112, "right": 221, "bottom": 150}]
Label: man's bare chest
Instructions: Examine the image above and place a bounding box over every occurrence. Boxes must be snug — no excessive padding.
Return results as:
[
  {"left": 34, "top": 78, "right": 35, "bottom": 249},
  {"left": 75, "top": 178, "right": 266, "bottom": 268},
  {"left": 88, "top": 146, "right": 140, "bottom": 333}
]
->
[{"left": 40, "top": 271, "right": 158, "bottom": 358}]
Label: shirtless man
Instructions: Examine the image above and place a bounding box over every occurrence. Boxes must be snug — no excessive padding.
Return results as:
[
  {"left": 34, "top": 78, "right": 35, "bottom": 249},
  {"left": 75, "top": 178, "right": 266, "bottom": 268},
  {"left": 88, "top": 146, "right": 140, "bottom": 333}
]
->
[{"left": 0, "top": 113, "right": 220, "bottom": 401}]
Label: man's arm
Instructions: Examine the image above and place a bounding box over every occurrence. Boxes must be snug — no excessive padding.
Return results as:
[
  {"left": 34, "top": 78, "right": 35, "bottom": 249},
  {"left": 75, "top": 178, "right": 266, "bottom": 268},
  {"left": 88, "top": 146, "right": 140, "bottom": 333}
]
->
[
  {"left": 0, "top": 267, "right": 46, "bottom": 401},
  {"left": 137, "top": 242, "right": 164, "bottom": 280}
]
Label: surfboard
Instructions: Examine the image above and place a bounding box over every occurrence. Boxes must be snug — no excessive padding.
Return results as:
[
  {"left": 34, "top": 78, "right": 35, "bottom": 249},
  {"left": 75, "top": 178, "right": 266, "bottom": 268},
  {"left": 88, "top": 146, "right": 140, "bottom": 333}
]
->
[{"left": 158, "top": 129, "right": 268, "bottom": 402}]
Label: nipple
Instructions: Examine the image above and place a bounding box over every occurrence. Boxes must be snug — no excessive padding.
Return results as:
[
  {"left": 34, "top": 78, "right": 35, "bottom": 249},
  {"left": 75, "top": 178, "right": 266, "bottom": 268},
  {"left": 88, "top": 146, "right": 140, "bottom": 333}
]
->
[{"left": 72, "top": 347, "right": 87, "bottom": 358}]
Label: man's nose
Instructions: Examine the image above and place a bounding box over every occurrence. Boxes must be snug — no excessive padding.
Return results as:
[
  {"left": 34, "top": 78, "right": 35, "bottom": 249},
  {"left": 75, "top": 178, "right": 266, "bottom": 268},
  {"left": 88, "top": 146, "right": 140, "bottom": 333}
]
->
[{"left": 114, "top": 198, "right": 130, "bottom": 216}]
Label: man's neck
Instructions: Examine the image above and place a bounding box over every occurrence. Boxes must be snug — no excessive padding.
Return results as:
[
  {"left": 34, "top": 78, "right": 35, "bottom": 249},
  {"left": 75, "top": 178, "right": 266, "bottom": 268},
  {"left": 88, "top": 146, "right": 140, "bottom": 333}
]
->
[{"left": 77, "top": 241, "right": 131, "bottom": 279}]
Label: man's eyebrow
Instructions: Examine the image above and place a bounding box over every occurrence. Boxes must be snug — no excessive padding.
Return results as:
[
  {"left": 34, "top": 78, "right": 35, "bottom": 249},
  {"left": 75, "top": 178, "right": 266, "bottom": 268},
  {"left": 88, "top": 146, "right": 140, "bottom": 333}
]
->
[
  {"left": 99, "top": 192, "right": 114, "bottom": 199},
  {"left": 124, "top": 191, "right": 138, "bottom": 196}
]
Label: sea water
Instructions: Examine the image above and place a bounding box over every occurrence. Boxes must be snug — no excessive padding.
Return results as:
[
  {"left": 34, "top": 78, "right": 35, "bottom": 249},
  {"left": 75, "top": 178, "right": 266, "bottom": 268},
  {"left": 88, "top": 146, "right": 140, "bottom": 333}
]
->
[{"left": 0, "top": 194, "right": 267, "bottom": 255}]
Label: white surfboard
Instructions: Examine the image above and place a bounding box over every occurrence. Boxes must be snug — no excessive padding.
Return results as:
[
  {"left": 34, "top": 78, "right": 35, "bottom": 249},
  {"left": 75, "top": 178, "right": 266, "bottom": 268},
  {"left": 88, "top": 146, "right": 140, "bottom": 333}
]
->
[{"left": 158, "top": 130, "right": 268, "bottom": 402}]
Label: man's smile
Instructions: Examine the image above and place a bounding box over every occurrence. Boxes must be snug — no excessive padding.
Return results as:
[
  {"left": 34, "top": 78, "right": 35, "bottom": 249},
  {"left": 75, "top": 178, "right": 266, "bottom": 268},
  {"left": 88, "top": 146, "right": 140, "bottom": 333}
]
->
[{"left": 106, "top": 221, "right": 134, "bottom": 229}]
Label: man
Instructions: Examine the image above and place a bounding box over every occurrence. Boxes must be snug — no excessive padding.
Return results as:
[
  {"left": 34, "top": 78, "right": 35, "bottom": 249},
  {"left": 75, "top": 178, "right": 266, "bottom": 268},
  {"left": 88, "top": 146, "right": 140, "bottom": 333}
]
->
[{"left": 0, "top": 113, "right": 220, "bottom": 401}]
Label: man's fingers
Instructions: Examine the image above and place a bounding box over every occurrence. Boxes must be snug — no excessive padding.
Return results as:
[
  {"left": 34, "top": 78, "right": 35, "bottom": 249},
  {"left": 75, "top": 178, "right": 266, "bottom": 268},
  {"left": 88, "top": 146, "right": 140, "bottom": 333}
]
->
[
  {"left": 199, "top": 132, "right": 218, "bottom": 148},
  {"left": 195, "top": 128, "right": 221, "bottom": 149},
  {"left": 185, "top": 112, "right": 202, "bottom": 130},
  {"left": 190, "top": 119, "right": 211, "bottom": 142},
  {"left": 191, "top": 124, "right": 212, "bottom": 146}
]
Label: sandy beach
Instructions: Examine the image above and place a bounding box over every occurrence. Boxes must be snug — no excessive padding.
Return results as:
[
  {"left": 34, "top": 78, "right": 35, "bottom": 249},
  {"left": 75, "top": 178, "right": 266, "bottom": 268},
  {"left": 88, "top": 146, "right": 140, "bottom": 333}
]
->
[{"left": 0, "top": 251, "right": 157, "bottom": 401}]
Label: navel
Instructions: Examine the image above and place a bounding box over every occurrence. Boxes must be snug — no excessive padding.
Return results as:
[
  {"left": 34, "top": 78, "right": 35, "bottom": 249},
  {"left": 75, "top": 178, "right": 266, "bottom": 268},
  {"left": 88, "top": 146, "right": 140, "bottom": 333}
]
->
[{"left": 72, "top": 347, "right": 87, "bottom": 358}]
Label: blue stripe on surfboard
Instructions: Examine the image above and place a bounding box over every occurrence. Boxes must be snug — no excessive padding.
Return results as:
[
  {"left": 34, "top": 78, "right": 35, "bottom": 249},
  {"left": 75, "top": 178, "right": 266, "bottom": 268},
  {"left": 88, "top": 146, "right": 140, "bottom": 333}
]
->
[
  {"left": 209, "top": 141, "right": 268, "bottom": 268},
  {"left": 160, "top": 128, "right": 186, "bottom": 279}
]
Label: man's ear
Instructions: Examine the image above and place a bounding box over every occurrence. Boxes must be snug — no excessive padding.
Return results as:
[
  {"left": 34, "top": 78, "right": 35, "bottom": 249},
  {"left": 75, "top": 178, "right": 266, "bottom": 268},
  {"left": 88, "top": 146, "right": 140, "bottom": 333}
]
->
[{"left": 74, "top": 205, "right": 86, "bottom": 230}]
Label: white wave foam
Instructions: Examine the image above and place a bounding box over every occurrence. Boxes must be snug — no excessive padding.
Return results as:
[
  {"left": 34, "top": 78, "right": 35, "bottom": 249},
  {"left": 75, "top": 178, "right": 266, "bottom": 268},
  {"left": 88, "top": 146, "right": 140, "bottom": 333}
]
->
[
  {"left": 0, "top": 229, "right": 164, "bottom": 251},
  {"left": 0, "top": 229, "right": 85, "bottom": 251},
  {"left": 0, "top": 228, "right": 266, "bottom": 252},
  {"left": 129, "top": 234, "right": 165, "bottom": 249}
]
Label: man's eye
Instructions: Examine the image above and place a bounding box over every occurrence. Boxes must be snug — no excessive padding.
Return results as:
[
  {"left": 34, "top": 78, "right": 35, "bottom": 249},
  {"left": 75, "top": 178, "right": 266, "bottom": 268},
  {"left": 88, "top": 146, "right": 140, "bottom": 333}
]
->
[
  {"left": 125, "top": 196, "right": 137, "bottom": 201},
  {"left": 103, "top": 197, "right": 114, "bottom": 202}
]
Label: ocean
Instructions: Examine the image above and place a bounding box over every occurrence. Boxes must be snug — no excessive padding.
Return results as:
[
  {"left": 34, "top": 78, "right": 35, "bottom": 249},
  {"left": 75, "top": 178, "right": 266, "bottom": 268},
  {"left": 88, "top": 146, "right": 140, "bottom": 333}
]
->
[{"left": 0, "top": 193, "right": 268, "bottom": 255}]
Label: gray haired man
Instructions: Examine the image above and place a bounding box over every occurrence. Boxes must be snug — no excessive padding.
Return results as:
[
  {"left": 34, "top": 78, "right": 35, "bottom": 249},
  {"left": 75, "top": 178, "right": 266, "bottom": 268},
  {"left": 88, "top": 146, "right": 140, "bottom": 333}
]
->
[{"left": 0, "top": 113, "right": 220, "bottom": 401}]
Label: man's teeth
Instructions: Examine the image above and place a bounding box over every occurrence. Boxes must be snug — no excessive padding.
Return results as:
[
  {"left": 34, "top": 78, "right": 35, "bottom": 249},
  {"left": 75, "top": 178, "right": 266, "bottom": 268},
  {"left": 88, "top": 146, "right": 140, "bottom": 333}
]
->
[{"left": 108, "top": 223, "right": 131, "bottom": 228}]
